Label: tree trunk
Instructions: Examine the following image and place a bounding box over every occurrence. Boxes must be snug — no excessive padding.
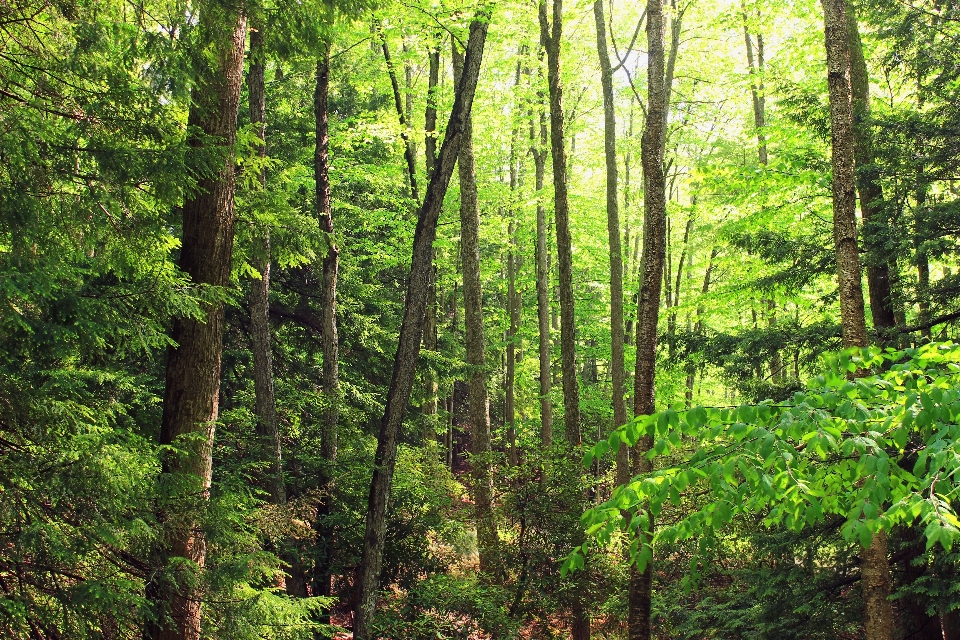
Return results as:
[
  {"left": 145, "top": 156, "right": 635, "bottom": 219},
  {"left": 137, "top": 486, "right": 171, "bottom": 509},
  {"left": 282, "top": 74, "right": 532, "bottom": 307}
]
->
[
  {"left": 452, "top": 39, "right": 498, "bottom": 576},
  {"left": 422, "top": 39, "right": 441, "bottom": 438},
  {"left": 352, "top": 11, "right": 492, "bottom": 639},
  {"left": 821, "top": 2, "right": 894, "bottom": 639},
  {"left": 247, "top": 28, "right": 285, "bottom": 508},
  {"left": 312, "top": 44, "right": 340, "bottom": 625},
  {"left": 148, "top": 7, "right": 246, "bottom": 640},
  {"left": 629, "top": 0, "right": 668, "bottom": 638},
  {"left": 845, "top": 2, "right": 897, "bottom": 335},
  {"left": 531, "top": 85, "right": 553, "bottom": 449},
  {"left": 594, "top": 0, "right": 629, "bottom": 488},
  {"left": 541, "top": 0, "right": 588, "bottom": 635}
]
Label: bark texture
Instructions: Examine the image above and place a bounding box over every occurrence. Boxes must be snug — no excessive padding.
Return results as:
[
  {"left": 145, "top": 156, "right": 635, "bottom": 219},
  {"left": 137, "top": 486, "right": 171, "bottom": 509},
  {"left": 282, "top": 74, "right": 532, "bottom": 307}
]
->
[
  {"left": 247, "top": 28, "right": 284, "bottom": 507},
  {"left": 452, "top": 40, "right": 498, "bottom": 575},
  {"left": 845, "top": 2, "right": 897, "bottom": 334},
  {"left": 630, "top": 0, "right": 668, "bottom": 638},
  {"left": 352, "top": 12, "right": 492, "bottom": 639},
  {"left": 422, "top": 40, "right": 441, "bottom": 433},
  {"left": 540, "top": 0, "right": 581, "bottom": 450},
  {"left": 821, "top": 2, "right": 894, "bottom": 639},
  {"left": 541, "top": 1, "right": 588, "bottom": 635},
  {"left": 531, "top": 85, "right": 552, "bottom": 448},
  {"left": 313, "top": 44, "right": 340, "bottom": 620},
  {"left": 148, "top": 7, "right": 246, "bottom": 640},
  {"left": 594, "top": 0, "right": 629, "bottom": 488}
]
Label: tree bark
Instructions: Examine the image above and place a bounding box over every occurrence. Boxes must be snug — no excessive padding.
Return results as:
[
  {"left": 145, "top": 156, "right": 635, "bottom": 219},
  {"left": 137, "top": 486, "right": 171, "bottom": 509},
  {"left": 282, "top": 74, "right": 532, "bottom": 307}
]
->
[
  {"left": 629, "top": 0, "right": 668, "bottom": 638},
  {"left": 541, "top": 0, "right": 588, "bottom": 635},
  {"left": 845, "top": 2, "right": 897, "bottom": 334},
  {"left": 247, "top": 28, "right": 285, "bottom": 507},
  {"left": 594, "top": 0, "right": 629, "bottom": 488},
  {"left": 148, "top": 7, "right": 246, "bottom": 640},
  {"left": 422, "top": 39, "right": 441, "bottom": 437},
  {"left": 312, "top": 44, "right": 340, "bottom": 625},
  {"left": 531, "top": 79, "right": 553, "bottom": 450},
  {"left": 352, "top": 11, "right": 492, "bottom": 639},
  {"left": 505, "top": 58, "right": 523, "bottom": 467},
  {"left": 452, "top": 39, "right": 498, "bottom": 576},
  {"left": 821, "top": 2, "right": 894, "bottom": 639}
]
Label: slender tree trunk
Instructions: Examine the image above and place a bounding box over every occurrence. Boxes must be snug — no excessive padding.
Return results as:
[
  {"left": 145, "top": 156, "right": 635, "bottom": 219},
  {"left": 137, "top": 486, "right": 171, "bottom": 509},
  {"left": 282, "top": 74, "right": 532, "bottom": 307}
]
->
[
  {"left": 594, "top": 0, "right": 629, "bottom": 488},
  {"left": 541, "top": 0, "right": 588, "bottom": 635},
  {"left": 379, "top": 25, "right": 419, "bottom": 203},
  {"left": 452, "top": 40, "right": 498, "bottom": 575},
  {"left": 845, "top": 2, "right": 897, "bottom": 335},
  {"left": 353, "top": 12, "right": 492, "bottom": 638},
  {"left": 629, "top": 0, "right": 668, "bottom": 638},
  {"left": 247, "top": 28, "right": 285, "bottom": 507},
  {"left": 422, "top": 39, "right": 441, "bottom": 438},
  {"left": 148, "top": 7, "right": 246, "bottom": 640},
  {"left": 821, "top": 2, "right": 894, "bottom": 640},
  {"left": 312, "top": 44, "right": 340, "bottom": 627},
  {"left": 532, "top": 91, "right": 553, "bottom": 449}
]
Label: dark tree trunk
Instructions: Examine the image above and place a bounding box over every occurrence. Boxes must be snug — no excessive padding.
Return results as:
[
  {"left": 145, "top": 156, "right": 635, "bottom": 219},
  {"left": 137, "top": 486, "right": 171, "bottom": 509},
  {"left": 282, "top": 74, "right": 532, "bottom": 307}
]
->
[
  {"left": 541, "top": 0, "right": 588, "bottom": 635},
  {"left": 422, "top": 39, "right": 441, "bottom": 437},
  {"left": 312, "top": 44, "right": 340, "bottom": 624},
  {"left": 148, "top": 7, "right": 246, "bottom": 640},
  {"left": 594, "top": 0, "right": 629, "bottom": 488},
  {"left": 845, "top": 2, "right": 897, "bottom": 335},
  {"left": 505, "top": 58, "right": 523, "bottom": 467},
  {"left": 452, "top": 39, "right": 498, "bottom": 575},
  {"left": 540, "top": 0, "right": 581, "bottom": 449},
  {"left": 531, "top": 85, "right": 553, "bottom": 449},
  {"left": 821, "top": 2, "right": 894, "bottom": 640},
  {"left": 629, "top": 0, "right": 668, "bottom": 638},
  {"left": 247, "top": 28, "right": 284, "bottom": 507},
  {"left": 352, "top": 12, "right": 492, "bottom": 639}
]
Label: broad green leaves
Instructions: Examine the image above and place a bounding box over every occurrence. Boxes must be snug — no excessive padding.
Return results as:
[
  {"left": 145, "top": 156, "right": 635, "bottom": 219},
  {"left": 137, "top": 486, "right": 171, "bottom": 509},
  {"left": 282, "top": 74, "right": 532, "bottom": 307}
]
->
[{"left": 563, "top": 343, "right": 960, "bottom": 577}]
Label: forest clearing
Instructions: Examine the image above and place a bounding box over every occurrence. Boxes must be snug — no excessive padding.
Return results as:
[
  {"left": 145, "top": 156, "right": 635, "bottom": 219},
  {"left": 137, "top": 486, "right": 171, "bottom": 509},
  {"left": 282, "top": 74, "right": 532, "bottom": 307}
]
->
[{"left": 3, "top": 0, "right": 960, "bottom": 638}]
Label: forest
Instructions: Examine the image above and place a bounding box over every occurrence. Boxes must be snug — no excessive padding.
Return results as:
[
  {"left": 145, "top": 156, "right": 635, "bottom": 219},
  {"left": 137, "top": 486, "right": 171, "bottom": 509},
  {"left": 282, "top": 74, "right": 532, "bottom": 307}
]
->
[{"left": 3, "top": 0, "right": 960, "bottom": 638}]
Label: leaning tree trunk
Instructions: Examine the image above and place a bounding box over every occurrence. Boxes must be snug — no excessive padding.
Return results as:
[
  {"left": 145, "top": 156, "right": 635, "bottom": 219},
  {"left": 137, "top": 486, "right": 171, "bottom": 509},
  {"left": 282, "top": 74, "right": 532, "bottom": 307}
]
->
[
  {"left": 594, "top": 0, "right": 629, "bottom": 488},
  {"left": 452, "top": 40, "right": 498, "bottom": 576},
  {"left": 148, "top": 6, "right": 246, "bottom": 640},
  {"left": 629, "top": 1, "right": 668, "bottom": 639},
  {"left": 247, "top": 28, "right": 285, "bottom": 508},
  {"left": 845, "top": 2, "right": 897, "bottom": 335},
  {"left": 311, "top": 44, "right": 340, "bottom": 625},
  {"left": 540, "top": 0, "right": 589, "bottom": 636},
  {"left": 353, "top": 11, "right": 492, "bottom": 639},
  {"left": 821, "top": 2, "right": 894, "bottom": 639}
]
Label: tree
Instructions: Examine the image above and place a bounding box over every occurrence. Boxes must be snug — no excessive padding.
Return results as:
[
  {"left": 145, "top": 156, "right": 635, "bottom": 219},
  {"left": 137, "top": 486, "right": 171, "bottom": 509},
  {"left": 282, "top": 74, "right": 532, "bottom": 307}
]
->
[
  {"left": 149, "top": 5, "right": 247, "bottom": 640},
  {"left": 452, "top": 37, "right": 498, "bottom": 575},
  {"left": 352, "top": 9, "right": 492, "bottom": 638}
]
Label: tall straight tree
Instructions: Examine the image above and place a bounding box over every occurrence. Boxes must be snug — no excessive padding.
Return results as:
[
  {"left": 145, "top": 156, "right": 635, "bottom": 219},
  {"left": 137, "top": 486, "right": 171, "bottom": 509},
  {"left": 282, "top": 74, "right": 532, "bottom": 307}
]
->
[
  {"left": 421, "top": 37, "right": 442, "bottom": 433},
  {"left": 452, "top": 39, "right": 498, "bottom": 574},
  {"left": 540, "top": 0, "right": 590, "bottom": 636},
  {"left": 821, "top": 1, "right": 894, "bottom": 639},
  {"left": 529, "top": 74, "right": 553, "bottom": 448},
  {"left": 845, "top": 2, "right": 897, "bottom": 334},
  {"left": 630, "top": 0, "right": 668, "bottom": 639},
  {"left": 353, "top": 10, "right": 492, "bottom": 639},
  {"left": 312, "top": 42, "right": 340, "bottom": 621},
  {"left": 148, "top": 6, "right": 246, "bottom": 640},
  {"left": 593, "top": 0, "right": 629, "bottom": 487},
  {"left": 741, "top": 4, "right": 782, "bottom": 379},
  {"left": 246, "top": 25, "right": 284, "bottom": 507}
]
